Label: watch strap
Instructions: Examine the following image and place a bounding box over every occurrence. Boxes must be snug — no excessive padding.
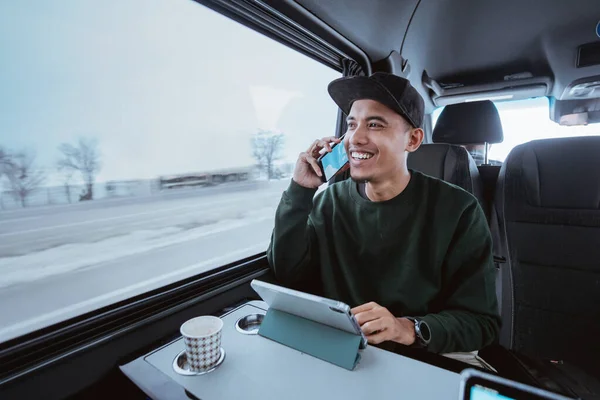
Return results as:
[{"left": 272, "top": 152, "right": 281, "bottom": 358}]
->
[{"left": 405, "top": 317, "right": 431, "bottom": 348}]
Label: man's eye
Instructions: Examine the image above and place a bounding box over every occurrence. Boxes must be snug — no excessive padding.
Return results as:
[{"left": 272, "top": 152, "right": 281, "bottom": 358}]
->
[
  {"left": 368, "top": 122, "right": 382, "bottom": 128},
  {"left": 347, "top": 122, "right": 357, "bottom": 129}
]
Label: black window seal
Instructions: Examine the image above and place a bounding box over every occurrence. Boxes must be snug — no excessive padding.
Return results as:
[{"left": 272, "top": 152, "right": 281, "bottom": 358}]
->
[
  {"left": 194, "top": 0, "right": 371, "bottom": 74},
  {"left": 0, "top": 253, "right": 269, "bottom": 385}
]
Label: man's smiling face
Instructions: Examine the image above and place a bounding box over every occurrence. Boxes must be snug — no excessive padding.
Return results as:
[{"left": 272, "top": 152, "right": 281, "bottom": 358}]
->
[{"left": 344, "top": 99, "right": 415, "bottom": 184}]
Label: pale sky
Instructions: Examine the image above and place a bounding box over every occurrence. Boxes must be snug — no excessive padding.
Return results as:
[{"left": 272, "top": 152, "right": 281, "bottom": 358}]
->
[
  {"left": 0, "top": 0, "right": 339, "bottom": 186},
  {"left": 2, "top": 1, "right": 599, "bottom": 187}
]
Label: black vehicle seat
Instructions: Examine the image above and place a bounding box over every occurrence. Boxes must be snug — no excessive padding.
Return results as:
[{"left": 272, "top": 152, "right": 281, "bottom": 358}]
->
[
  {"left": 432, "top": 100, "right": 505, "bottom": 219},
  {"left": 496, "top": 136, "right": 600, "bottom": 371},
  {"left": 407, "top": 143, "right": 483, "bottom": 202},
  {"left": 428, "top": 102, "right": 507, "bottom": 316},
  {"left": 432, "top": 100, "right": 504, "bottom": 161}
]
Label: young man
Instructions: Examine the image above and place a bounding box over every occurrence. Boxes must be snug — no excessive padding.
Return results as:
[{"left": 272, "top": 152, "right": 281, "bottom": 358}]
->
[{"left": 267, "top": 72, "right": 499, "bottom": 354}]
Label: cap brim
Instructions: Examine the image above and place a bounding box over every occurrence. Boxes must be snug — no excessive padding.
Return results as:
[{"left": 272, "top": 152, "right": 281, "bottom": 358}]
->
[{"left": 327, "top": 76, "right": 415, "bottom": 127}]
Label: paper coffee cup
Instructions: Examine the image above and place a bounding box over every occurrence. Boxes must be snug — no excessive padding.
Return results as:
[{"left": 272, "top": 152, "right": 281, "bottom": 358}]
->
[{"left": 180, "top": 316, "right": 224, "bottom": 372}]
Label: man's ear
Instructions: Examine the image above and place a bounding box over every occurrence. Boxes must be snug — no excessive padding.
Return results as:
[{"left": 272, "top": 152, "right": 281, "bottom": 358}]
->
[{"left": 406, "top": 128, "right": 424, "bottom": 153}]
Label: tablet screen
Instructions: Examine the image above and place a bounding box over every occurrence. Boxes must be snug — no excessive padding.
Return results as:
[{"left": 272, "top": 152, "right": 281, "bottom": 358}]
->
[
  {"left": 470, "top": 385, "right": 514, "bottom": 400},
  {"left": 464, "top": 376, "right": 568, "bottom": 400}
]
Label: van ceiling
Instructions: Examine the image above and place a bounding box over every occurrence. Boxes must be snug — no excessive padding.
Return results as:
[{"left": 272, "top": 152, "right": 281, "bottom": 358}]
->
[{"left": 293, "top": 0, "right": 600, "bottom": 111}]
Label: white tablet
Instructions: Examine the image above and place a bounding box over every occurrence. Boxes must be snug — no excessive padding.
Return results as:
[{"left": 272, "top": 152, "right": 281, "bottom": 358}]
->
[
  {"left": 459, "top": 369, "right": 572, "bottom": 400},
  {"left": 250, "top": 279, "right": 368, "bottom": 349}
]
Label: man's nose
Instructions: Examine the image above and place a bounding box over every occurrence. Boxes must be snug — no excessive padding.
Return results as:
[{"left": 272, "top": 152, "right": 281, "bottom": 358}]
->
[{"left": 349, "top": 123, "right": 368, "bottom": 146}]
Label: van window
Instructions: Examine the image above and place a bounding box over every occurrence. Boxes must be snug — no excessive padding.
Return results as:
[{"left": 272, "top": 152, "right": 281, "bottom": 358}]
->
[
  {"left": 0, "top": 0, "right": 339, "bottom": 342},
  {"left": 432, "top": 97, "right": 600, "bottom": 163}
]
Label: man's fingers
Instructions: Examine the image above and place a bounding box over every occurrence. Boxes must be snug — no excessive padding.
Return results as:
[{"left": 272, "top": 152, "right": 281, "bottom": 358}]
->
[
  {"left": 354, "top": 309, "right": 383, "bottom": 326},
  {"left": 351, "top": 301, "right": 380, "bottom": 315},
  {"left": 312, "top": 140, "right": 332, "bottom": 156},
  {"left": 307, "top": 137, "right": 341, "bottom": 155},
  {"left": 306, "top": 140, "right": 320, "bottom": 153},
  {"left": 304, "top": 154, "right": 322, "bottom": 177},
  {"left": 318, "top": 136, "right": 341, "bottom": 151},
  {"left": 299, "top": 153, "right": 321, "bottom": 176},
  {"left": 308, "top": 140, "right": 324, "bottom": 155},
  {"left": 366, "top": 329, "right": 389, "bottom": 345},
  {"left": 317, "top": 139, "right": 333, "bottom": 153},
  {"left": 361, "top": 318, "right": 387, "bottom": 335}
]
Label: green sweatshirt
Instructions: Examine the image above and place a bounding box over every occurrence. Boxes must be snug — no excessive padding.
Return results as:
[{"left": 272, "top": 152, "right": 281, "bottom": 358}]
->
[{"left": 266, "top": 170, "right": 500, "bottom": 354}]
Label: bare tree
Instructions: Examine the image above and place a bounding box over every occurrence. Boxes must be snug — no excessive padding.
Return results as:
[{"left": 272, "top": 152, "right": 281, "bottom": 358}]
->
[
  {"left": 4, "top": 150, "right": 45, "bottom": 208},
  {"left": 0, "top": 146, "right": 13, "bottom": 174},
  {"left": 251, "top": 130, "right": 285, "bottom": 180},
  {"left": 58, "top": 166, "right": 74, "bottom": 204},
  {"left": 0, "top": 147, "right": 12, "bottom": 210},
  {"left": 58, "top": 137, "right": 101, "bottom": 201}
]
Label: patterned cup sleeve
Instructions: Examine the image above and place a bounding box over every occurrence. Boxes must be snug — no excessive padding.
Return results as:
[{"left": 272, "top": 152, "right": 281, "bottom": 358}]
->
[{"left": 184, "top": 331, "right": 222, "bottom": 371}]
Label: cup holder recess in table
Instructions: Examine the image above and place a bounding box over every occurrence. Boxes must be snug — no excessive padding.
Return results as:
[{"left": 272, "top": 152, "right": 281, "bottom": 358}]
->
[{"left": 235, "top": 313, "right": 264, "bottom": 335}]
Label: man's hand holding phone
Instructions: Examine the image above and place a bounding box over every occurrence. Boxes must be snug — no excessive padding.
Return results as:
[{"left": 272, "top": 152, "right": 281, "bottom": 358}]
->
[
  {"left": 293, "top": 136, "right": 349, "bottom": 189},
  {"left": 293, "top": 136, "right": 341, "bottom": 189}
]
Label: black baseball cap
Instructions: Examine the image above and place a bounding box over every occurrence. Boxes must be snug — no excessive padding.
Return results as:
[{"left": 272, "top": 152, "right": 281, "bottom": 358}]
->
[{"left": 327, "top": 72, "right": 425, "bottom": 128}]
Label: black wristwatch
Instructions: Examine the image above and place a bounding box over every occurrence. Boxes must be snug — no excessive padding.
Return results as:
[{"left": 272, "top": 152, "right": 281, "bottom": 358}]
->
[{"left": 406, "top": 317, "right": 431, "bottom": 348}]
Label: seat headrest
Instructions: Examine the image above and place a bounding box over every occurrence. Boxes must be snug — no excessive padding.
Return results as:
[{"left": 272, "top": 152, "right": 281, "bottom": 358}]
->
[
  {"left": 407, "top": 143, "right": 482, "bottom": 201},
  {"left": 511, "top": 136, "right": 600, "bottom": 209},
  {"left": 433, "top": 100, "right": 504, "bottom": 144}
]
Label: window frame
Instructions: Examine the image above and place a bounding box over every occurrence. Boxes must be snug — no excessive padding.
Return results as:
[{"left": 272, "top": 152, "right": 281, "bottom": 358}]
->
[
  {"left": 194, "top": 0, "right": 370, "bottom": 74},
  {"left": 0, "top": 0, "right": 365, "bottom": 389}
]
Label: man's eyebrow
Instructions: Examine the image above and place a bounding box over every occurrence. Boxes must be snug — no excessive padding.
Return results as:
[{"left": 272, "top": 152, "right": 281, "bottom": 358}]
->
[
  {"left": 346, "top": 115, "right": 389, "bottom": 124},
  {"left": 366, "top": 115, "right": 389, "bottom": 124}
]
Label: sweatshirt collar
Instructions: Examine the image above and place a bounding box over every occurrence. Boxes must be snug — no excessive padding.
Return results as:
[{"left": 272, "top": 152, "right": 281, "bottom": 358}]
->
[{"left": 350, "top": 169, "right": 419, "bottom": 207}]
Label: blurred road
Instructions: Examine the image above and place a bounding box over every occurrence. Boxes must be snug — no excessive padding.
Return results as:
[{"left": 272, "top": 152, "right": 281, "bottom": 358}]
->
[
  {"left": 0, "top": 180, "right": 290, "bottom": 342},
  {"left": 0, "top": 180, "right": 286, "bottom": 257}
]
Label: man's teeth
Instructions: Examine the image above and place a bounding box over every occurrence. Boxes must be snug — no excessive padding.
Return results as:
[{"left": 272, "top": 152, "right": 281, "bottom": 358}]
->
[{"left": 352, "top": 152, "right": 373, "bottom": 160}]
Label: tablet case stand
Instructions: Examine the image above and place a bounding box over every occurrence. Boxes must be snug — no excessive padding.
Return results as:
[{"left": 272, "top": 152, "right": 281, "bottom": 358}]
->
[{"left": 258, "top": 308, "right": 362, "bottom": 371}]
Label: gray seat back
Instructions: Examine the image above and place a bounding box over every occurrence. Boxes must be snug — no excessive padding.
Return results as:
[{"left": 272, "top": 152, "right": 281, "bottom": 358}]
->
[
  {"left": 407, "top": 143, "right": 483, "bottom": 203},
  {"left": 431, "top": 101, "right": 506, "bottom": 316},
  {"left": 497, "top": 136, "right": 600, "bottom": 370}
]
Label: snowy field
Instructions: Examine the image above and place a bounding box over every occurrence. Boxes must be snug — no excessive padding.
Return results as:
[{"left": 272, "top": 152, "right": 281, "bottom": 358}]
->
[{"left": 0, "top": 180, "right": 289, "bottom": 342}]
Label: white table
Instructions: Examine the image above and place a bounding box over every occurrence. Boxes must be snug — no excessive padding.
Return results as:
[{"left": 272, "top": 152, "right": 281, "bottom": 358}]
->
[{"left": 131, "top": 301, "right": 461, "bottom": 400}]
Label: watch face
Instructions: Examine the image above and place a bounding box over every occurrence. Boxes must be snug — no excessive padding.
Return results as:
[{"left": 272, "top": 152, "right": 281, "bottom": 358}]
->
[
  {"left": 419, "top": 320, "right": 431, "bottom": 342},
  {"left": 415, "top": 319, "right": 431, "bottom": 345}
]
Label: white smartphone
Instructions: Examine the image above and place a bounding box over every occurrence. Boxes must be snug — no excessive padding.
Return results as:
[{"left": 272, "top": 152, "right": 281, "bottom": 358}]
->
[
  {"left": 251, "top": 280, "right": 368, "bottom": 349},
  {"left": 317, "top": 135, "right": 348, "bottom": 182}
]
